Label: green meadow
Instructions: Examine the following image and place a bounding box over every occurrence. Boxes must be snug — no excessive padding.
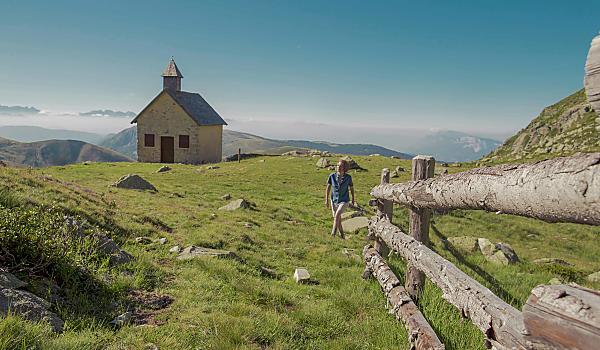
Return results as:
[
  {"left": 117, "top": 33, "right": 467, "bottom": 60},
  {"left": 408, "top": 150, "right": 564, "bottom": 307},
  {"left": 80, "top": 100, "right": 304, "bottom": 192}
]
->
[{"left": 1, "top": 155, "right": 599, "bottom": 349}]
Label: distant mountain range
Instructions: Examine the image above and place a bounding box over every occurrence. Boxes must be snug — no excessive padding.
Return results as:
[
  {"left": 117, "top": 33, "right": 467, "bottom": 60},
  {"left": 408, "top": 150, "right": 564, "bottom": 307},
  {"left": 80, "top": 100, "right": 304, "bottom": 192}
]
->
[
  {"left": 0, "top": 137, "right": 131, "bottom": 167},
  {"left": 481, "top": 89, "right": 599, "bottom": 164},
  {"left": 405, "top": 130, "right": 502, "bottom": 163},
  {"left": 99, "top": 127, "right": 414, "bottom": 160},
  {"left": 0, "top": 125, "right": 105, "bottom": 144}
]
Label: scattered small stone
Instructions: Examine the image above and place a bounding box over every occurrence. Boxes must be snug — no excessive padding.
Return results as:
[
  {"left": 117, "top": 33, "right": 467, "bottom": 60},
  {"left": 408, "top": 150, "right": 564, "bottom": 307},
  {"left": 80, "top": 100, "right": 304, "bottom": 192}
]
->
[
  {"left": 169, "top": 246, "right": 181, "bottom": 253},
  {"left": 158, "top": 238, "right": 167, "bottom": 245},
  {"left": 395, "top": 166, "right": 405, "bottom": 173},
  {"left": 112, "top": 174, "right": 157, "bottom": 191},
  {"left": 157, "top": 166, "right": 171, "bottom": 173},
  {"left": 342, "top": 216, "right": 369, "bottom": 233},
  {"left": 207, "top": 165, "right": 220, "bottom": 170},
  {"left": 390, "top": 171, "right": 399, "bottom": 178},
  {"left": 94, "top": 233, "right": 134, "bottom": 266},
  {"left": 244, "top": 222, "right": 253, "bottom": 228},
  {"left": 218, "top": 199, "right": 251, "bottom": 211},
  {"left": 176, "top": 246, "right": 236, "bottom": 260},
  {"left": 586, "top": 271, "right": 600, "bottom": 283},
  {"left": 342, "top": 248, "right": 361, "bottom": 262},
  {"left": 293, "top": 268, "right": 311, "bottom": 284},
  {"left": 340, "top": 156, "right": 362, "bottom": 170},
  {"left": 341, "top": 210, "right": 361, "bottom": 220},
  {"left": 221, "top": 194, "right": 231, "bottom": 200},
  {"left": 135, "top": 237, "right": 153, "bottom": 244},
  {"left": 0, "top": 270, "right": 27, "bottom": 290},
  {"left": 210, "top": 213, "right": 217, "bottom": 219},
  {"left": 82, "top": 161, "right": 92, "bottom": 165},
  {"left": 110, "top": 312, "right": 132, "bottom": 327},
  {"left": 260, "top": 267, "right": 278, "bottom": 279},
  {"left": 447, "top": 236, "right": 479, "bottom": 253},
  {"left": 258, "top": 159, "right": 265, "bottom": 163},
  {"left": 495, "top": 243, "right": 519, "bottom": 264}
]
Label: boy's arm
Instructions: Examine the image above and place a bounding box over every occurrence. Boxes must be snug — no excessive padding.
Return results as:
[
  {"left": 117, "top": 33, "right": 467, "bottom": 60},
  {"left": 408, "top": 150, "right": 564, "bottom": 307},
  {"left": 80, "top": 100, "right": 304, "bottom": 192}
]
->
[{"left": 325, "top": 184, "right": 331, "bottom": 207}]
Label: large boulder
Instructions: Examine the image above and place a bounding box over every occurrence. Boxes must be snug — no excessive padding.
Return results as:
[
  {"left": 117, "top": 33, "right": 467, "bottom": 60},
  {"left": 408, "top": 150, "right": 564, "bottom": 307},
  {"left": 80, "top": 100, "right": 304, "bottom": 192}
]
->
[
  {"left": 447, "top": 236, "right": 479, "bottom": 253},
  {"left": 218, "top": 199, "right": 251, "bottom": 211},
  {"left": 0, "top": 270, "right": 27, "bottom": 289},
  {"left": 176, "top": 246, "right": 237, "bottom": 260},
  {"left": 316, "top": 158, "right": 330, "bottom": 168},
  {"left": 477, "top": 238, "right": 496, "bottom": 256},
  {"left": 342, "top": 216, "right": 369, "bottom": 233},
  {"left": 0, "top": 289, "right": 64, "bottom": 332},
  {"left": 495, "top": 243, "right": 519, "bottom": 264},
  {"left": 477, "top": 239, "right": 518, "bottom": 265},
  {"left": 112, "top": 174, "right": 157, "bottom": 191}
]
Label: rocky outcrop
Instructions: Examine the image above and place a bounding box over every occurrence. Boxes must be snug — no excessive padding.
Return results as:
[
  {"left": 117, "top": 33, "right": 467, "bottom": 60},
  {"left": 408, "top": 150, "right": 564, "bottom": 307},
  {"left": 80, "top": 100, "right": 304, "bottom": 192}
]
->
[
  {"left": 481, "top": 89, "right": 599, "bottom": 164},
  {"left": 0, "top": 288, "right": 64, "bottom": 332},
  {"left": 218, "top": 199, "right": 252, "bottom": 211}
]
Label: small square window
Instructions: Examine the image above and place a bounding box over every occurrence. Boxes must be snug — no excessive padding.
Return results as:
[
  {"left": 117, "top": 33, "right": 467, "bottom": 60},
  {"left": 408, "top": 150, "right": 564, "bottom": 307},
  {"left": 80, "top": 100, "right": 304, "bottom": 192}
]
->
[
  {"left": 179, "top": 135, "right": 190, "bottom": 148},
  {"left": 144, "top": 134, "right": 155, "bottom": 147}
]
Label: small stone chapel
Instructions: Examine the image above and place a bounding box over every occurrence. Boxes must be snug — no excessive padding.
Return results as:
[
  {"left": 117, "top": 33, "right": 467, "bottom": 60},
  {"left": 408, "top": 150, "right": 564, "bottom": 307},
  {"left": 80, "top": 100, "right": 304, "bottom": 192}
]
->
[{"left": 131, "top": 58, "right": 227, "bottom": 164}]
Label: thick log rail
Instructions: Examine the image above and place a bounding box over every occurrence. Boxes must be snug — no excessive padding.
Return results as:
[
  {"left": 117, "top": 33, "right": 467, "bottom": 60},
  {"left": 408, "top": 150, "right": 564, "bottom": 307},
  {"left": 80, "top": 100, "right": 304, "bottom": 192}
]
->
[
  {"left": 363, "top": 153, "right": 600, "bottom": 350},
  {"left": 363, "top": 246, "right": 445, "bottom": 350},
  {"left": 371, "top": 153, "right": 600, "bottom": 226},
  {"left": 370, "top": 215, "right": 527, "bottom": 349}
]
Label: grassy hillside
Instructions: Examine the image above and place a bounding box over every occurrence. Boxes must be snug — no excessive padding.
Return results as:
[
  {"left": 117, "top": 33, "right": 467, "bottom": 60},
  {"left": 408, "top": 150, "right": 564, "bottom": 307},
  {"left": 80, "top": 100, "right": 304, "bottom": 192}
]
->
[
  {"left": 0, "top": 156, "right": 599, "bottom": 349},
  {"left": 481, "top": 89, "right": 600, "bottom": 164},
  {"left": 0, "top": 137, "right": 132, "bottom": 167}
]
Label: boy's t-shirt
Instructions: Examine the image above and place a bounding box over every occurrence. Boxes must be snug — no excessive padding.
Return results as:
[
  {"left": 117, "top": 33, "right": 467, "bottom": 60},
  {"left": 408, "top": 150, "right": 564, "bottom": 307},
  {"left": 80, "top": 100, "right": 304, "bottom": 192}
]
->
[{"left": 327, "top": 172, "right": 353, "bottom": 204}]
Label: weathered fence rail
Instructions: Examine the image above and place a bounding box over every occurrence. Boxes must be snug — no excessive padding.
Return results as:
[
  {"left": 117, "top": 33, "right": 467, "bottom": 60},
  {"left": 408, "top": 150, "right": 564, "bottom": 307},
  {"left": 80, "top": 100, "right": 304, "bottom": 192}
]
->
[
  {"left": 363, "top": 153, "right": 600, "bottom": 350},
  {"left": 370, "top": 152, "right": 600, "bottom": 226}
]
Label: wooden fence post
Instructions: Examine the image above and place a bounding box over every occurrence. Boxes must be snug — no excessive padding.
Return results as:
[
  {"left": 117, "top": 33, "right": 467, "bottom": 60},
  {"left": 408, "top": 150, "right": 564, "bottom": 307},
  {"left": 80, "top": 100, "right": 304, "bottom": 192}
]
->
[
  {"left": 238, "top": 148, "right": 241, "bottom": 163},
  {"left": 376, "top": 168, "right": 392, "bottom": 257},
  {"left": 406, "top": 155, "right": 435, "bottom": 300}
]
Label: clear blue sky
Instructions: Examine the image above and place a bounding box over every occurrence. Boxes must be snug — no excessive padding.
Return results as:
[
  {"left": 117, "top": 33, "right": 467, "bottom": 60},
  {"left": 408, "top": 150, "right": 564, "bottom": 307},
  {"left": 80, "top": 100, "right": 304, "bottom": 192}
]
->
[{"left": 1, "top": 0, "right": 599, "bottom": 138}]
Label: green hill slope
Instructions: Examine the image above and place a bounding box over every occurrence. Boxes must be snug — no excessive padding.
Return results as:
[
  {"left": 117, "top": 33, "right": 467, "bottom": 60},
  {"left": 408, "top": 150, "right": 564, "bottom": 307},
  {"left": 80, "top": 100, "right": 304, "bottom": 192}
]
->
[
  {"left": 0, "top": 137, "right": 132, "bottom": 167},
  {"left": 481, "top": 89, "right": 599, "bottom": 164},
  {"left": 1, "top": 156, "right": 598, "bottom": 349}
]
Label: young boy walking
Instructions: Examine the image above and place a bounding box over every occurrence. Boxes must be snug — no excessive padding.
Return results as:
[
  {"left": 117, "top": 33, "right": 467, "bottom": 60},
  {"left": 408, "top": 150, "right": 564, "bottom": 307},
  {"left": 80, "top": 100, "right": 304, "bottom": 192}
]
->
[{"left": 325, "top": 159, "right": 355, "bottom": 238}]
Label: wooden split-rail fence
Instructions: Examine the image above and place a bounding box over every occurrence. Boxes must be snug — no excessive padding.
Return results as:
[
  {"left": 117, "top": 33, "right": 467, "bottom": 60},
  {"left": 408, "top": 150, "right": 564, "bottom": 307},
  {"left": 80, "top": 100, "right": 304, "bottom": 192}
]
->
[{"left": 362, "top": 153, "right": 600, "bottom": 350}]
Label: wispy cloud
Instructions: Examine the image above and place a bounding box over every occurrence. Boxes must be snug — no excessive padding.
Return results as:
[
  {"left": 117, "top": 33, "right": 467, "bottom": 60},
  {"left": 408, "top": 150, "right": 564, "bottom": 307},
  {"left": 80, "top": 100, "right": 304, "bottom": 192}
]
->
[
  {"left": 79, "top": 110, "right": 136, "bottom": 118},
  {"left": 0, "top": 105, "right": 41, "bottom": 116}
]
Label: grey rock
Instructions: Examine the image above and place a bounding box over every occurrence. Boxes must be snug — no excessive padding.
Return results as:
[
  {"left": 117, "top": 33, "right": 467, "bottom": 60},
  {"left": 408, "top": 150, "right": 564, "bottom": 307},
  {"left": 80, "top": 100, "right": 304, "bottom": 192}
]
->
[
  {"left": 495, "top": 243, "right": 519, "bottom": 264},
  {"left": 176, "top": 246, "right": 236, "bottom": 260},
  {"left": 158, "top": 238, "right": 167, "bottom": 245},
  {"left": 340, "top": 156, "right": 361, "bottom": 170},
  {"left": 342, "top": 217, "right": 369, "bottom": 233},
  {"left": 260, "top": 267, "right": 277, "bottom": 278},
  {"left": 293, "top": 268, "right": 310, "bottom": 283},
  {"left": 221, "top": 193, "right": 232, "bottom": 200},
  {"left": 94, "top": 234, "right": 134, "bottom": 266},
  {"left": 218, "top": 199, "right": 251, "bottom": 211},
  {"left": 110, "top": 311, "right": 132, "bottom": 327},
  {"left": 395, "top": 166, "right": 405, "bottom": 173},
  {"left": 342, "top": 248, "right": 361, "bottom": 262},
  {"left": 244, "top": 222, "right": 253, "bottom": 228},
  {"left": 316, "top": 157, "right": 330, "bottom": 168},
  {"left": 0, "top": 270, "right": 26, "bottom": 289},
  {"left": 0, "top": 288, "right": 64, "bottom": 332},
  {"left": 112, "top": 174, "right": 157, "bottom": 191},
  {"left": 341, "top": 210, "right": 361, "bottom": 220},
  {"left": 207, "top": 165, "right": 220, "bottom": 170},
  {"left": 447, "top": 236, "right": 479, "bottom": 253},
  {"left": 157, "top": 166, "right": 171, "bottom": 173},
  {"left": 169, "top": 245, "right": 181, "bottom": 253},
  {"left": 477, "top": 238, "right": 496, "bottom": 256},
  {"left": 135, "top": 236, "right": 153, "bottom": 244}
]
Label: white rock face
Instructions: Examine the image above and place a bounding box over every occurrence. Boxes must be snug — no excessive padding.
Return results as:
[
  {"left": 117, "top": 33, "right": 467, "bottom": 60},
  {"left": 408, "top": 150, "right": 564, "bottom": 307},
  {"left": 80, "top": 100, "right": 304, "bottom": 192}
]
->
[
  {"left": 585, "top": 33, "right": 600, "bottom": 115},
  {"left": 293, "top": 268, "right": 310, "bottom": 283}
]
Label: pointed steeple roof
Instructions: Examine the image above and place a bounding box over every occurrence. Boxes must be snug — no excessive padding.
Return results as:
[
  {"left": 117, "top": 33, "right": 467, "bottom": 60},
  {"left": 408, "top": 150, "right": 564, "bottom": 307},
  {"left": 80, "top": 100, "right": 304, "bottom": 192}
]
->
[{"left": 162, "top": 57, "right": 183, "bottom": 78}]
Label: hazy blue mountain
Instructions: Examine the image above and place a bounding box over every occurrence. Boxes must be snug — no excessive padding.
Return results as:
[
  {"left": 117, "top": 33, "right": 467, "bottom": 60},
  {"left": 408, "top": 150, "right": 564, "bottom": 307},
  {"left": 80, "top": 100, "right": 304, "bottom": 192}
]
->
[
  {"left": 406, "top": 130, "right": 502, "bottom": 162},
  {"left": 100, "top": 127, "right": 413, "bottom": 160},
  {"left": 0, "top": 105, "right": 40, "bottom": 115},
  {"left": 0, "top": 126, "right": 104, "bottom": 144}
]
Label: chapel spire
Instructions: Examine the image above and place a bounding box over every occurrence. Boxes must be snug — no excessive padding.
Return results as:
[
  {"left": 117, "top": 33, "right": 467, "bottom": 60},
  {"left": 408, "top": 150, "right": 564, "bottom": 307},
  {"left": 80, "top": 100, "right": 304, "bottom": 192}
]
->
[{"left": 162, "top": 57, "right": 183, "bottom": 91}]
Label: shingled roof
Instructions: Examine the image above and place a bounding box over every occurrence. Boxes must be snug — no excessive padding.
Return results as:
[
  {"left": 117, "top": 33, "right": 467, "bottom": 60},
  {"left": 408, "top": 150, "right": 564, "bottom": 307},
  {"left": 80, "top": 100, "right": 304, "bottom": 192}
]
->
[
  {"left": 162, "top": 58, "right": 183, "bottom": 78},
  {"left": 131, "top": 89, "right": 227, "bottom": 126}
]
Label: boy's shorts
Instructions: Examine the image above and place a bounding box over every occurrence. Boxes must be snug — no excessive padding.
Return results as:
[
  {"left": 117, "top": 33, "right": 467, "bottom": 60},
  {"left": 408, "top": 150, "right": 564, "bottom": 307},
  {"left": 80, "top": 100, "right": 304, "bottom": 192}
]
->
[{"left": 331, "top": 201, "right": 349, "bottom": 217}]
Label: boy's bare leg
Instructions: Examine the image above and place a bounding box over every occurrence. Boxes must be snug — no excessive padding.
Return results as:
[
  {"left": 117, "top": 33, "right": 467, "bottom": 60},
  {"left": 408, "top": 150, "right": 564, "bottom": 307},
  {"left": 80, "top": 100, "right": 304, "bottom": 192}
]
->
[
  {"left": 334, "top": 203, "right": 346, "bottom": 239},
  {"left": 331, "top": 203, "right": 338, "bottom": 236}
]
